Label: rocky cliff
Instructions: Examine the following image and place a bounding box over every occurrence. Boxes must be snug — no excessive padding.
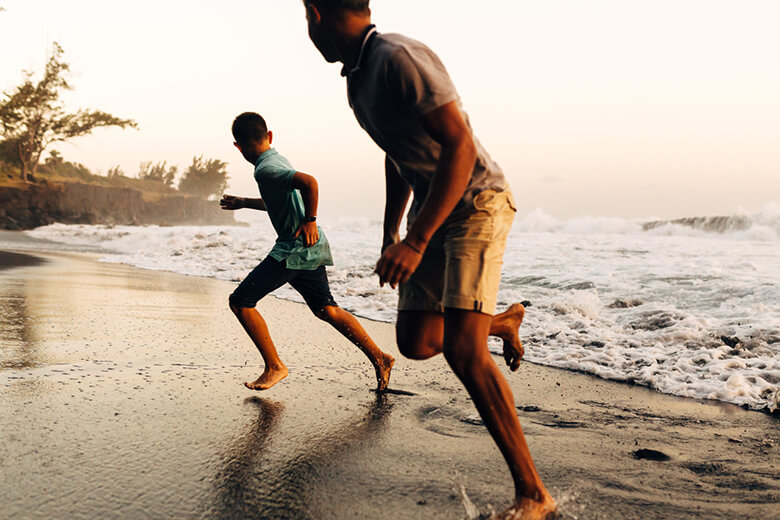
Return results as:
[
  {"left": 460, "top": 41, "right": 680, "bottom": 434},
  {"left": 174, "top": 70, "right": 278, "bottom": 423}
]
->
[{"left": 0, "top": 182, "right": 237, "bottom": 230}]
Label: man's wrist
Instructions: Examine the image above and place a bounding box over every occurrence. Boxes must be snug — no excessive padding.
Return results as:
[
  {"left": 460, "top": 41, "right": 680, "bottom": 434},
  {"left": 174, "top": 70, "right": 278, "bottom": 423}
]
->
[
  {"left": 403, "top": 233, "right": 428, "bottom": 254},
  {"left": 303, "top": 216, "right": 317, "bottom": 223},
  {"left": 401, "top": 238, "right": 423, "bottom": 255}
]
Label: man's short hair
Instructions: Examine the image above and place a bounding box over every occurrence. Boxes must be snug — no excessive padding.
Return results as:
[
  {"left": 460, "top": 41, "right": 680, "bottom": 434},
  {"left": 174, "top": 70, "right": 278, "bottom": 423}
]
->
[
  {"left": 303, "top": 0, "right": 370, "bottom": 14},
  {"left": 232, "top": 112, "right": 268, "bottom": 144}
]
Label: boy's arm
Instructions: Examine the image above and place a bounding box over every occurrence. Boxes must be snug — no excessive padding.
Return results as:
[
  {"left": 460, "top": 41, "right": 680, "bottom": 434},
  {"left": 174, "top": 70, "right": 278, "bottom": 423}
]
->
[
  {"left": 382, "top": 155, "right": 411, "bottom": 253},
  {"left": 220, "top": 194, "right": 267, "bottom": 211},
  {"left": 290, "top": 172, "right": 319, "bottom": 247}
]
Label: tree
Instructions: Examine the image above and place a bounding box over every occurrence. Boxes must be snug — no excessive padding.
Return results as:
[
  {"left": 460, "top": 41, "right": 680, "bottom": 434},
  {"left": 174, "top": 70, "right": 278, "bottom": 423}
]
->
[
  {"left": 43, "top": 149, "right": 65, "bottom": 170},
  {"left": 178, "top": 155, "right": 229, "bottom": 200},
  {"left": 107, "top": 165, "right": 126, "bottom": 179},
  {"left": 138, "top": 160, "right": 177, "bottom": 186},
  {"left": 0, "top": 43, "right": 137, "bottom": 182}
]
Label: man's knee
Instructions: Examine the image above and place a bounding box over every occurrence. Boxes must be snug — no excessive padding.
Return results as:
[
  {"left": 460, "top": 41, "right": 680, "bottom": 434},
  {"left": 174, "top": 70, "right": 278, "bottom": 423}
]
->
[
  {"left": 442, "top": 335, "right": 493, "bottom": 380},
  {"left": 396, "top": 326, "right": 439, "bottom": 360},
  {"left": 396, "top": 310, "right": 443, "bottom": 360}
]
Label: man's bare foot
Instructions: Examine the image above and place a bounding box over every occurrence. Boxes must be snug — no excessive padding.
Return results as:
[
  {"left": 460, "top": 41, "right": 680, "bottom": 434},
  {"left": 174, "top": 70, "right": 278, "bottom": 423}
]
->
[
  {"left": 492, "top": 495, "right": 557, "bottom": 520},
  {"left": 492, "top": 303, "right": 526, "bottom": 371},
  {"left": 244, "top": 365, "right": 288, "bottom": 391},
  {"left": 375, "top": 353, "right": 395, "bottom": 392}
]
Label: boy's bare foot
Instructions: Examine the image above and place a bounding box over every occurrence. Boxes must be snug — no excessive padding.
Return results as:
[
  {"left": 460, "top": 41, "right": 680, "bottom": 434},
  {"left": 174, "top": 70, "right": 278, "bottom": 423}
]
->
[
  {"left": 492, "top": 303, "right": 526, "bottom": 371},
  {"left": 375, "top": 353, "right": 395, "bottom": 392},
  {"left": 244, "top": 365, "right": 288, "bottom": 391},
  {"left": 492, "top": 495, "right": 558, "bottom": 519}
]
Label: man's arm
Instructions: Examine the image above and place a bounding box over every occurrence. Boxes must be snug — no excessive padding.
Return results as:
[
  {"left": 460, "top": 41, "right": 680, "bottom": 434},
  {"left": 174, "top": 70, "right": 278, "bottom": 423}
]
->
[
  {"left": 220, "top": 194, "right": 267, "bottom": 211},
  {"left": 382, "top": 156, "right": 411, "bottom": 253},
  {"left": 375, "top": 101, "right": 477, "bottom": 288},
  {"left": 290, "top": 171, "right": 320, "bottom": 247}
]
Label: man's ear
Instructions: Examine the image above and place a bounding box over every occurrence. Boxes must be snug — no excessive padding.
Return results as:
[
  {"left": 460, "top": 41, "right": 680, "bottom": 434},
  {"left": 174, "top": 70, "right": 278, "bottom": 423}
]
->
[
  {"left": 267, "top": 130, "right": 273, "bottom": 145},
  {"left": 306, "top": 3, "right": 321, "bottom": 25},
  {"left": 233, "top": 141, "right": 241, "bottom": 151}
]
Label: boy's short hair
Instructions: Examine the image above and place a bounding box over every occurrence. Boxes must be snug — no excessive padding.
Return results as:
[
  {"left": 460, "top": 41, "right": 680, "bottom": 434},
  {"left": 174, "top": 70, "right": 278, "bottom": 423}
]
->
[
  {"left": 232, "top": 112, "right": 268, "bottom": 144},
  {"left": 302, "top": 0, "right": 370, "bottom": 14}
]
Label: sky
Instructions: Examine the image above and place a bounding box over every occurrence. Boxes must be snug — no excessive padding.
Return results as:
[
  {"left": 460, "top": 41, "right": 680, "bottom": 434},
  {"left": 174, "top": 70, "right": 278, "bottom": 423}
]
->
[{"left": 1, "top": 0, "right": 778, "bottom": 220}]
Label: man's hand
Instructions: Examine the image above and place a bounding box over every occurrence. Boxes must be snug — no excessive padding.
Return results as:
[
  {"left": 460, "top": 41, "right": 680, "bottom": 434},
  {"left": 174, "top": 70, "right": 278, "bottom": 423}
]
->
[
  {"left": 381, "top": 232, "right": 400, "bottom": 254},
  {"left": 294, "top": 220, "right": 319, "bottom": 247},
  {"left": 375, "top": 240, "right": 423, "bottom": 288},
  {"left": 220, "top": 194, "right": 244, "bottom": 210}
]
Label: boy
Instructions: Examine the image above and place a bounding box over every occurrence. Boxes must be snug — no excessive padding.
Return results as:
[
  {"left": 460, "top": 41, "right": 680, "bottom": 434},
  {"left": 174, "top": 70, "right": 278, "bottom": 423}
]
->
[{"left": 222, "top": 111, "right": 395, "bottom": 391}]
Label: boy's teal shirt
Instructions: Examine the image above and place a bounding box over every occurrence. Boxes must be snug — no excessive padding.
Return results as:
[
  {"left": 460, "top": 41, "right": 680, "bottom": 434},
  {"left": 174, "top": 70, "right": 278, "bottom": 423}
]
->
[{"left": 254, "top": 148, "right": 333, "bottom": 270}]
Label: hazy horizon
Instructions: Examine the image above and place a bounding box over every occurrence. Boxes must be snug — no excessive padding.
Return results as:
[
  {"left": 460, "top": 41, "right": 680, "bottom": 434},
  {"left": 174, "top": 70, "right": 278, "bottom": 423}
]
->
[{"left": 1, "top": 1, "right": 778, "bottom": 220}]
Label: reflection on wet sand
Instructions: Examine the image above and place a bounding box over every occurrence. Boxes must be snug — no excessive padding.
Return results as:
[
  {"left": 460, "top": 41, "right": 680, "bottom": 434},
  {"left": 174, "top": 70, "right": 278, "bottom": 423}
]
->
[
  {"left": 205, "top": 394, "right": 392, "bottom": 520},
  {"left": 0, "top": 279, "right": 41, "bottom": 370}
]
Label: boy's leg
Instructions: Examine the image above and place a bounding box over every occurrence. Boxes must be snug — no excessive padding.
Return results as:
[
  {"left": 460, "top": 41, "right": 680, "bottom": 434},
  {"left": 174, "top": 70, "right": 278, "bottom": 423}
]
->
[
  {"left": 230, "top": 305, "right": 288, "bottom": 390},
  {"left": 289, "top": 266, "right": 395, "bottom": 391},
  {"left": 316, "top": 305, "right": 395, "bottom": 391},
  {"left": 229, "top": 257, "right": 293, "bottom": 390}
]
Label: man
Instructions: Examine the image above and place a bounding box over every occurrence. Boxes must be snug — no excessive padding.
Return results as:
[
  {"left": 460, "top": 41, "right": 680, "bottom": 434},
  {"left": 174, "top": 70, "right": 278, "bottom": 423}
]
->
[{"left": 303, "top": 1, "right": 556, "bottom": 518}]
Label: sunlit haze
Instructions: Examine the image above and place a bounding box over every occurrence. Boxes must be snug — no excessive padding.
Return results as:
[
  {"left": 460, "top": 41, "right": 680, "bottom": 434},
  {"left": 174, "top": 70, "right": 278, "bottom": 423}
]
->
[{"left": 1, "top": 0, "right": 778, "bottom": 219}]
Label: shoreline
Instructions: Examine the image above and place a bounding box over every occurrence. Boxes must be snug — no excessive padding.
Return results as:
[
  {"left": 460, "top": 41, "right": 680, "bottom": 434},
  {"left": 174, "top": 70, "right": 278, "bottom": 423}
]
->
[
  {"left": 1, "top": 246, "right": 778, "bottom": 519},
  {"left": 4, "top": 226, "right": 777, "bottom": 417}
]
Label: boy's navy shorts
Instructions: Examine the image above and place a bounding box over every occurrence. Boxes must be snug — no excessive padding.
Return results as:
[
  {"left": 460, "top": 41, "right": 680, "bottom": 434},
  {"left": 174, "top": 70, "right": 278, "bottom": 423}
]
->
[{"left": 229, "top": 256, "right": 338, "bottom": 313}]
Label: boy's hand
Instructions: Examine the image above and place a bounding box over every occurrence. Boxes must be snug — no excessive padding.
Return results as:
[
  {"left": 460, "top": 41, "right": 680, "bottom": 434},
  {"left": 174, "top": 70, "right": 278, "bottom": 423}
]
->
[
  {"left": 375, "top": 239, "right": 423, "bottom": 288},
  {"left": 220, "top": 194, "right": 244, "bottom": 210},
  {"left": 294, "top": 220, "right": 319, "bottom": 247}
]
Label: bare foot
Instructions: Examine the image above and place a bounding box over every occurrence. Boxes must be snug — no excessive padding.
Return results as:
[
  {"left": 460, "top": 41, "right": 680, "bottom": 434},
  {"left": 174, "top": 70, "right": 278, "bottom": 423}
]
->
[
  {"left": 492, "top": 495, "right": 557, "bottom": 519},
  {"left": 375, "top": 353, "right": 395, "bottom": 392},
  {"left": 493, "top": 303, "right": 526, "bottom": 371},
  {"left": 244, "top": 365, "right": 288, "bottom": 391}
]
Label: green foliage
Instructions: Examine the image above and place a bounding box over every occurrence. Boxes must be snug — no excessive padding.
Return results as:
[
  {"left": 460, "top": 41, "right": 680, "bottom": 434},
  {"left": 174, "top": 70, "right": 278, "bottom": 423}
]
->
[
  {"left": 39, "top": 151, "right": 99, "bottom": 183},
  {"left": 28, "top": 150, "right": 177, "bottom": 197},
  {"left": 0, "top": 138, "right": 17, "bottom": 166},
  {"left": 0, "top": 43, "right": 137, "bottom": 182},
  {"left": 107, "top": 165, "right": 126, "bottom": 179},
  {"left": 178, "top": 155, "right": 229, "bottom": 200},
  {"left": 138, "top": 160, "right": 177, "bottom": 186}
]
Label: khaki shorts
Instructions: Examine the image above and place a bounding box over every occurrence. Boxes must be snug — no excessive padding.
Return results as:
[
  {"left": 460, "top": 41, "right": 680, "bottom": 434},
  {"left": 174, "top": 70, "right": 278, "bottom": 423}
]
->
[{"left": 399, "top": 189, "right": 516, "bottom": 316}]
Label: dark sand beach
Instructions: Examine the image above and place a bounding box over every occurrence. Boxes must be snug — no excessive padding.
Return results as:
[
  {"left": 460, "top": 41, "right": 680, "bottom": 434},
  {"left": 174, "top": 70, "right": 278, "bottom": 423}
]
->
[{"left": 1, "top": 241, "right": 777, "bottom": 519}]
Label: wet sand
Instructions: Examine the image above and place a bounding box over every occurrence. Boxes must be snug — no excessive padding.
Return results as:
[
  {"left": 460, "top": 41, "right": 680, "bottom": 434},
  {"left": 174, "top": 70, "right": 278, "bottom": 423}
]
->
[{"left": 1, "top": 245, "right": 777, "bottom": 519}]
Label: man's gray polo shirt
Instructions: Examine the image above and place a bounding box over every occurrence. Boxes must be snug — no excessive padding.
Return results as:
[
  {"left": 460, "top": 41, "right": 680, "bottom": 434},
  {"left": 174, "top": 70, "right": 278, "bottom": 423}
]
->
[{"left": 344, "top": 27, "right": 508, "bottom": 218}]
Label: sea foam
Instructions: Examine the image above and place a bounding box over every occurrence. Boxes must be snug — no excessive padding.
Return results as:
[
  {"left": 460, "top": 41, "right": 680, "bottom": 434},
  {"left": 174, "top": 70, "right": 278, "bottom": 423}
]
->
[{"left": 23, "top": 205, "right": 780, "bottom": 412}]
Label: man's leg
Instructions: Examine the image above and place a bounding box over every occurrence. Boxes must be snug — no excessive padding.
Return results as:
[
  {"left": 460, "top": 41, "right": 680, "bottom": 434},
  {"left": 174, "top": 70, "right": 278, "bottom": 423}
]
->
[
  {"left": 315, "top": 305, "right": 395, "bottom": 391},
  {"left": 230, "top": 303, "right": 288, "bottom": 390},
  {"left": 441, "top": 308, "right": 555, "bottom": 519},
  {"left": 396, "top": 305, "right": 526, "bottom": 368}
]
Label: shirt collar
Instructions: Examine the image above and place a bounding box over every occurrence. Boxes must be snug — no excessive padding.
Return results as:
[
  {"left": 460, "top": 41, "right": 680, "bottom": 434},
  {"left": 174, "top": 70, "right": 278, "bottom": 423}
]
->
[
  {"left": 341, "top": 24, "right": 377, "bottom": 77},
  {"left": 255, "top": 148, "right": 277, "bottom": 167}
]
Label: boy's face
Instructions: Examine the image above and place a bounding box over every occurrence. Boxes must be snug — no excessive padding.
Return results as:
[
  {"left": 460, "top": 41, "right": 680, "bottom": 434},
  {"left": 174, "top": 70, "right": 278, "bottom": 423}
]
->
[
  {"left": 233, "top": 141, "right": 256, "bottom": 164},
  {"left": 233, "top": 130, "right": 271, "bottom": 164}
]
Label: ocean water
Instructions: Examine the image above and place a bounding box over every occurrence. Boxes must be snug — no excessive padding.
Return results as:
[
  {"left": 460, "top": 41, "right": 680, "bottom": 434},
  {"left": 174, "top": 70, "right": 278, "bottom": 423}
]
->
[{"left": 17, "top": 204, "right": 780, "bottom": 413}]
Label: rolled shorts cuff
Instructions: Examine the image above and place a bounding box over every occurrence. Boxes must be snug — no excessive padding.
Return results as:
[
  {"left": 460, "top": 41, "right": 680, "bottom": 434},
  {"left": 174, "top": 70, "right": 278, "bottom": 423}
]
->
[
  {"left": 397, "top": 287, "right": 443, "bottom": 313},
  {"left": 442, "top": 295, "right": 497, "bottom": 316}
]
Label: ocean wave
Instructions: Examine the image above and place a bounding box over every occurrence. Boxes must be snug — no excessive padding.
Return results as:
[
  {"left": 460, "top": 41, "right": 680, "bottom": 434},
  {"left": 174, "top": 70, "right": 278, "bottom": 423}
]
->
[
  {"left": 23, "top": 214, "right": 780, "bottom": 412},
  {"left": 515, "top": 203, "right": 780, "bottom": 240}
]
